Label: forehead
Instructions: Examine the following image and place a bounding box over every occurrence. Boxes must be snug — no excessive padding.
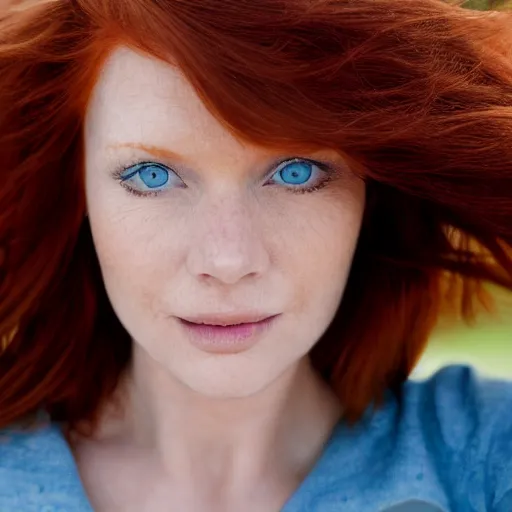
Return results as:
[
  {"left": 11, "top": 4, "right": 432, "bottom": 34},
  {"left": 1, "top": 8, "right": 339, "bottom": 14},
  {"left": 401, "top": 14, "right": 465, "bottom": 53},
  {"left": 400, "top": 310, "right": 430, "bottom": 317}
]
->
[
  {"left": 83, "top": 46, "right": 334, "bottom": 165},
  {"left": 84, "top": 46, "right": 237, "bottom": 152}
]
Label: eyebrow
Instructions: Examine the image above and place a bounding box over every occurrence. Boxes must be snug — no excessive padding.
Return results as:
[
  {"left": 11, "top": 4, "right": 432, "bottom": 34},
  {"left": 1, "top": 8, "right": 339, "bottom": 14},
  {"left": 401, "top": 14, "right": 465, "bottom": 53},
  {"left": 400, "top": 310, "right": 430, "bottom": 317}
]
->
[{"left": 107, "top": 142, "right": 186, "bottom": 163}]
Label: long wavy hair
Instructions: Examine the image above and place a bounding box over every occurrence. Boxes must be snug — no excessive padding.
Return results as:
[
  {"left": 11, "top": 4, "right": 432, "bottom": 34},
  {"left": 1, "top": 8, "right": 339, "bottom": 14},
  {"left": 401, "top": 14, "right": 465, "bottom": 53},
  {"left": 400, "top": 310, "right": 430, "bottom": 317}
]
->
[{"left": 0, "top": 0, "right": 511, "bottom": 432}]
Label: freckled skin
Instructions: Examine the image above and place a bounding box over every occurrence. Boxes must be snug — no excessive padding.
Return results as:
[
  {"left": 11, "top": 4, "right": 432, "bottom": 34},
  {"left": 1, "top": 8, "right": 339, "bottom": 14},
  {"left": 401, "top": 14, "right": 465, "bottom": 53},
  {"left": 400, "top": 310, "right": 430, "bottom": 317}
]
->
[{"left": 85, "top": 47, "right": 365, "bottom": 397}]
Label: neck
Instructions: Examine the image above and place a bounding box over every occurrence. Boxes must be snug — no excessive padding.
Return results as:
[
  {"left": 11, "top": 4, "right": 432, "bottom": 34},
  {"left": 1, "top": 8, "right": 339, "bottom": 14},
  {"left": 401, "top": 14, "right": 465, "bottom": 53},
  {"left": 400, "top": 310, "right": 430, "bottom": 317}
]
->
[{"left": 92, "top": 345, "right": 341, "bottom": 504}]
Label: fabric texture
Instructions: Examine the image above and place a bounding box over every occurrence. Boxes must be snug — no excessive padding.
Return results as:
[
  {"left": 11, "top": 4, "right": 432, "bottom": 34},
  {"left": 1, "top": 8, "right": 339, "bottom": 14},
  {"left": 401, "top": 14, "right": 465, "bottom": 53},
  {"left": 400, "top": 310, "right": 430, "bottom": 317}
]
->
[{"left": 1, "top": 365, "right": 512, "bottom": 512}]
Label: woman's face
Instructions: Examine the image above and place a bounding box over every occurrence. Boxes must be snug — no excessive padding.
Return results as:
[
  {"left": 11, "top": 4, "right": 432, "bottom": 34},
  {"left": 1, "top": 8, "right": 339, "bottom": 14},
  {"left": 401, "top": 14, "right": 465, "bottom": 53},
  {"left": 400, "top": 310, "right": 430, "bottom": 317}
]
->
[{"left": 84, "top": 47, "right": 366, "bottom": 397}]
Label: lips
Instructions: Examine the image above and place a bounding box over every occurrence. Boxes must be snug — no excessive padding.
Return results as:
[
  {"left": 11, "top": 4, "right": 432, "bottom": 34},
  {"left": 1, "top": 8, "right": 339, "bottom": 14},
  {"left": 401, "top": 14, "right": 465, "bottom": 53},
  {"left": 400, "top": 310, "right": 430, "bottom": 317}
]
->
[
  {"left": 177, "top": 314, "right": 280, "bottom": 354},
  {"left": 178, "top": 313, "right": 277, "bottom": 327},
  {"left": 180, "top": 319, "right": 264, "bottom": 328}
]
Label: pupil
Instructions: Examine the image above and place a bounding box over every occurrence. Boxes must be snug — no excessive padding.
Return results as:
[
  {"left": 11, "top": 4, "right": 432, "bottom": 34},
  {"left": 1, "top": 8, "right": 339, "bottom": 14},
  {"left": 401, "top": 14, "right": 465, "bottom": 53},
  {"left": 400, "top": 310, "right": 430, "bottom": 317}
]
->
[
  {"left": 138, "top": 165, "right": 169, "bottom": 189},
  {"left": 282, "top": 162, "right": 311, "bottom": 185}
]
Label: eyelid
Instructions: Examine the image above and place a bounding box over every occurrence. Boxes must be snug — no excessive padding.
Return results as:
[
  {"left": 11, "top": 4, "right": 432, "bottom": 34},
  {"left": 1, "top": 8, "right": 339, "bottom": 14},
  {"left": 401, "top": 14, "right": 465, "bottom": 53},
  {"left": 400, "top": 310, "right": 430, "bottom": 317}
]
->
[
  {"left": 120, "top": 161, "right": 170, "bottom": 178},
  {"left": 111, "top": 158, "right": 184, "bottom": 182},
  {"left": 268, "top": 156, "right": 333, "bottom": 178},
  {"left": 110, "top": 154, "right": 343, "bottom": 191},
  {"left": 272, "top": 158, "right": 304, "bottom": 174},
  {"left": 118, "top": 162, "right": 144, "bottom": 179}
]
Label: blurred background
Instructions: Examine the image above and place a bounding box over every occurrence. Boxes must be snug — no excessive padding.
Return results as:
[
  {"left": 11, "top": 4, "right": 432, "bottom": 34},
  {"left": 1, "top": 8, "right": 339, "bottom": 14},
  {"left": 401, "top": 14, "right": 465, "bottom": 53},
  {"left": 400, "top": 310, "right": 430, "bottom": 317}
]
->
[
  {"left": 458, "top": 0, "right": 512, "bottom": 11},
  {"left": 413, "top": 0, "right": 512, "bottom": 379},
  {"left": 416, "top": 286, "right": 512, "bottom": 378},
  {"left": 458, "top": 0, "right": 512, "bottom": 9}
]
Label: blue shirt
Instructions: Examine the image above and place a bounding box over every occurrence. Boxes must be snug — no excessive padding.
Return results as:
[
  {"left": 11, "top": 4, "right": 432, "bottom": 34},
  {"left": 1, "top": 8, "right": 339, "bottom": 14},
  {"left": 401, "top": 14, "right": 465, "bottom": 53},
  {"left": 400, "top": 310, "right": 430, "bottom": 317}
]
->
[{"left": 1, "top": 365, "right": 512, "bottom": 512}]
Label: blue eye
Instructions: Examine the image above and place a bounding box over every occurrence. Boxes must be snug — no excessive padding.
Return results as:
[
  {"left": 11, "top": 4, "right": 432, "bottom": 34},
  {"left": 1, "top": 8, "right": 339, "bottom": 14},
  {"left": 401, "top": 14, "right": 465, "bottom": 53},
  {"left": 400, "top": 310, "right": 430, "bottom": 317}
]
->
[
  {"left": 118, "top": 162, "right": 182, "bottom": 195},
  {"left": 138, "top": 165, "right": 169, "bottom": 188},
  {"left": 271, "top": 159, "right": 330, "bottom": 192},
  {"left": 115, "top": 157, "right": 334, "bottom": 197}
]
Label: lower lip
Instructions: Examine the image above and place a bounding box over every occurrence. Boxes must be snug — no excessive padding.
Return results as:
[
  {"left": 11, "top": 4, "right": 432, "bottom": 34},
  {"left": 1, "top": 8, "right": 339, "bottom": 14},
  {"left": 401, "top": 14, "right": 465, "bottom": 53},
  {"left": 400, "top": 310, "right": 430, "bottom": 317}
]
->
[{"left": 178, "top": 315, "right": 279, "bottom": 354}]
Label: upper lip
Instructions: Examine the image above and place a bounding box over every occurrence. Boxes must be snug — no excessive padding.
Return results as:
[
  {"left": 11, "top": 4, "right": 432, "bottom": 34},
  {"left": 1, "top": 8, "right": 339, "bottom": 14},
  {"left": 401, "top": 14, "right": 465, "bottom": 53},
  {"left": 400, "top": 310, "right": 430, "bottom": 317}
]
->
[{"left": 178, "top": 312, "right": 278, "bottom": 326}]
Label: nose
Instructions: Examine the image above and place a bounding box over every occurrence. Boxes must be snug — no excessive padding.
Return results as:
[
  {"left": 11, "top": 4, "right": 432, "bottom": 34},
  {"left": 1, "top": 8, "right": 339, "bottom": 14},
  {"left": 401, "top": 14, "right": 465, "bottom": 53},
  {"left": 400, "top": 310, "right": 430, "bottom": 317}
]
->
[{"left": 185, "top": 196, "right": 270, "bottom": 285}]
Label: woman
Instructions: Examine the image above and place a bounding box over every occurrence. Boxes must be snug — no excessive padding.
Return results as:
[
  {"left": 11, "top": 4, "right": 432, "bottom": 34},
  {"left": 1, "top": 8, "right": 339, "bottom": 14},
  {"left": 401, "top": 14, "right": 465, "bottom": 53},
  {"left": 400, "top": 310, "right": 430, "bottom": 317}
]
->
[{"left": 0, "top": 0, "right": 511, "bottom": 510}]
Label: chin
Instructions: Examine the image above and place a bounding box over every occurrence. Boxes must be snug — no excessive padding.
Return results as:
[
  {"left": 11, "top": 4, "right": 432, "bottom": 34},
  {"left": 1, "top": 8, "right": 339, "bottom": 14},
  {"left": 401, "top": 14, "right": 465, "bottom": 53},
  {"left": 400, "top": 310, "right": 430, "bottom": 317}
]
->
[
  {"left": 185, "top": 376, "right": 272, "bottom": 400},
  {"left": 176, "top": 362, "right": 282, "bottom": 400}
]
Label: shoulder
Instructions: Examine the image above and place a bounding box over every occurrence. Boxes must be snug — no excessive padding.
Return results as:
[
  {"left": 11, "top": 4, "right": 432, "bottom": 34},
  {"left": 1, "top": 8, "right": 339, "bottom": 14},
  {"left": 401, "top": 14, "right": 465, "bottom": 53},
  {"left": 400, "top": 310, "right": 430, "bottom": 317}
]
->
[
  {"left": 401, "top": 365, "right": 512, "bottom": 512},
  {"left": 404, "top": 364, "right": 512, "bottom": 436},
  {"left": 0, "top": 413, "right": 91, "bottom": 511},
  {"left": 300, "top": 365, "right": 512, "bottom": 512},
  {"left": 404, "top": 365, "right": 512, "bottom": 456}
]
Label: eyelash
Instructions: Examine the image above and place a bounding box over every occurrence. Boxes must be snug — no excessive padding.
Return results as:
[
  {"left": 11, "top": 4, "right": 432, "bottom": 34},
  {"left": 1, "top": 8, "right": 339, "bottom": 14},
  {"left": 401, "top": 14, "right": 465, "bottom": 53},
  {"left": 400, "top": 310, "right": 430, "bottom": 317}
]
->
[
  {"left": 111, "top": 160, "right": 182, "bottom": 198},
  {"left": 110, "top": 157, "right": 336, "bottom": 198}
]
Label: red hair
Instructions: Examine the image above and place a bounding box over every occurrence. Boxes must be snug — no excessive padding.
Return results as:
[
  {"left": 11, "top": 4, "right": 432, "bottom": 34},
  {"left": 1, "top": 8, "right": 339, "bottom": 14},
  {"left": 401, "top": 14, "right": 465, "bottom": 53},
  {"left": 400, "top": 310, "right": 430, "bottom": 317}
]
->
[{"left": 0, "top": 0, "right": 511, "bottom": 431}]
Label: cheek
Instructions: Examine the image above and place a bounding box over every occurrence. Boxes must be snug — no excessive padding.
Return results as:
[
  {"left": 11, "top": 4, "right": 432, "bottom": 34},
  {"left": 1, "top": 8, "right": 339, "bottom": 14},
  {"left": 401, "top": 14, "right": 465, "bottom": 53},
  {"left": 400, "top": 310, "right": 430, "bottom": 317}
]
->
[
  {"left": 287, "top": 196, "right": 363, "bottom": 270},
  {"left": 89, "top": 209, "right": 152, "bottom": 273},
  {"left": 283, "top": 193, "right": 364, "bottom": 316},
  {"left": 87, "top": 196, "right": 183, "bottom": 317}
]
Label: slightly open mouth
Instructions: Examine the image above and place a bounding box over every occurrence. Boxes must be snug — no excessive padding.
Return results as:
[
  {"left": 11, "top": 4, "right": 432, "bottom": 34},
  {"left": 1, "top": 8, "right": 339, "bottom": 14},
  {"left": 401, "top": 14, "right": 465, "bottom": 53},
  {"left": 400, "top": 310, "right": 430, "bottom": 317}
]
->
[
  {"left": 179, "top": 317, "right": 274, "bottom": 328},
  {"left": 177, "top": 315, "right": 279, "bottom": 354}
]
